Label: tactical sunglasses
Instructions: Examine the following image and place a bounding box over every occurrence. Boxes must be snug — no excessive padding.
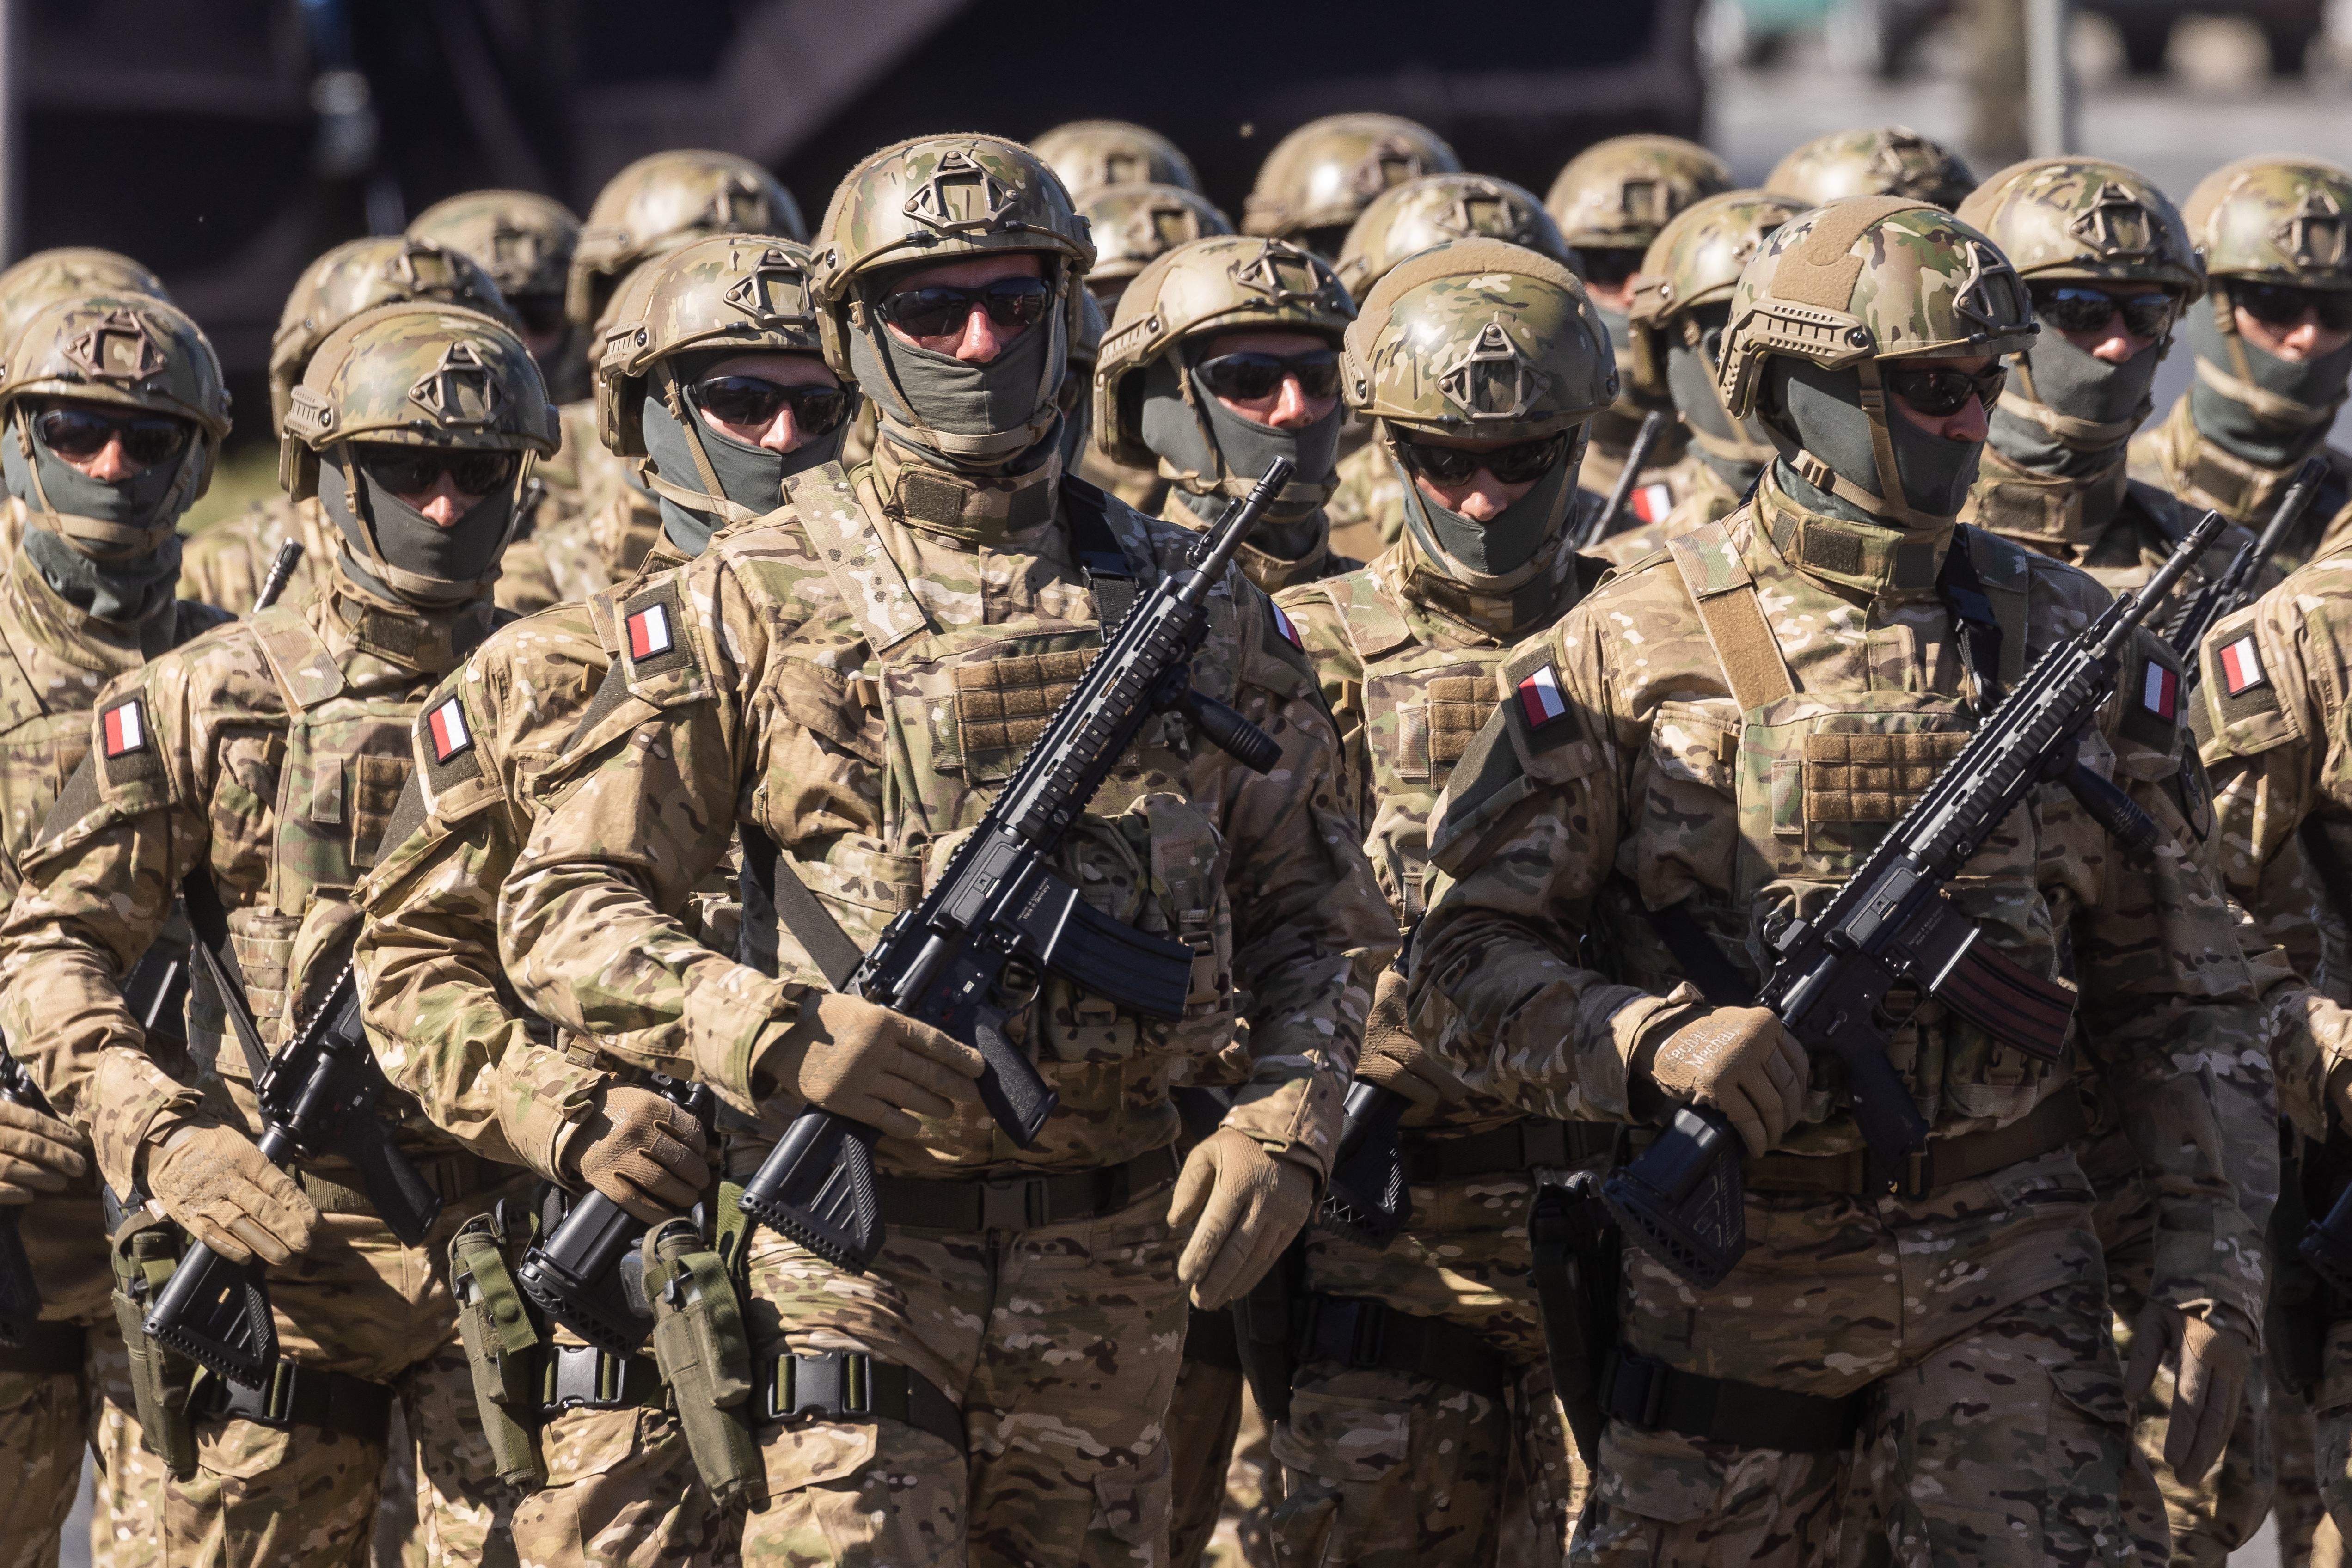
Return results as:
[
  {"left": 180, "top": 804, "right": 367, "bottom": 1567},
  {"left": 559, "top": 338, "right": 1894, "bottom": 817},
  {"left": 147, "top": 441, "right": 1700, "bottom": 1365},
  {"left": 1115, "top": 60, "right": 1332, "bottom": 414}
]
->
[
  {"left": 35, "top": 404, "right": 191, "bottom": 467},
  {"left": 1881, "top": 363, "right": 2007, "bottom": 417},
  {"left": 689, "top": 376, "right": 851, "bottom": 436},
  {"left": 1193, "top": 350, "right": 1342, "bottom": 404},
  {"left": 355, "top": 443, "right": 520, "bottom": 496},
  {"left": 1577, "top": 247, "right": 1644, "bottom": 288},
  {"left": 874, "top": 276, "right": 1051, "bottom": 339},
  {"left": 2028, "top": 284, "right": 2178, "bottom": 341},
  {"left": 2232, "top": 280, "right": 2352, "bottom": 333},
  {"left": 1394, "top": 429, "right": 1569, "bottom": 487}
]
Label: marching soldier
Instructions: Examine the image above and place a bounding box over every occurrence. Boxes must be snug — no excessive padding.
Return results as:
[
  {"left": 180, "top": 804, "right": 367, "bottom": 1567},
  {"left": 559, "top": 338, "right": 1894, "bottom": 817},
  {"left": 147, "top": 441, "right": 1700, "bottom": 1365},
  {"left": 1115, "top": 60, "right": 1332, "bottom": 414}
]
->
[{"left": 1243, "top": 113, "right": 1461, "bottom": 262}]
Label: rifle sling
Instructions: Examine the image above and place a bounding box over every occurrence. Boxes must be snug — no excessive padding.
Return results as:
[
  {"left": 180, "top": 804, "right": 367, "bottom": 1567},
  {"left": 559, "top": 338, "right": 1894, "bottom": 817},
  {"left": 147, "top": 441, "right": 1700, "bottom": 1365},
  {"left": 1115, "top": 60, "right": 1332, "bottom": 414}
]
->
[
  {"left": 179, "top": 867, "right": 272, "bottom": 1084},
  {"left": 1632, "top": 891, "right": 1757, "bottom": 1010}
]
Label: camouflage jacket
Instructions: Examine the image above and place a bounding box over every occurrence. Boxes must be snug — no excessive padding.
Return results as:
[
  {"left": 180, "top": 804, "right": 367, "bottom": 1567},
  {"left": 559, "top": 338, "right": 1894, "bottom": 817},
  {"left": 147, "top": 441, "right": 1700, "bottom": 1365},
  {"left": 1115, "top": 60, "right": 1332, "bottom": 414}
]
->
[
  {"left": 527, "top": 399, "right": 599, "bottom": 535},
  {"left": 2130, "top": 395, "right": 2352, "bottom": 575},
  {"left": 178, "top": 495, "right": 332, "bottom": 617},
  {"left": 499, "top": 437, "right": 1390, "bottom": 1181},
  {"left": 1587, "top": 449, "right": 1740, "bottom": 571},
  {"left": 497, "top": 471, "right": 663, "bottom": 617},
  {"left": 0, "top": 563, "right": 499, "bottom": 1198},
  {"left": 1326, "top": 440, "right": 1409, "bottom": 563},
  {"left": 1410, "top": 465, "right": 2266, "bottom": 1332}
]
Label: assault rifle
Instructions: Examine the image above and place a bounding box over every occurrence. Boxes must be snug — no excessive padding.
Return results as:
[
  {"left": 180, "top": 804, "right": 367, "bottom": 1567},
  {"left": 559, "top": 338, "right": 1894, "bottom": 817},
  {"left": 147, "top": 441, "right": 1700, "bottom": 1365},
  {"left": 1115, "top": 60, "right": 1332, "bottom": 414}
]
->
[
  {"left": 1571, "top": 410, "right": 1668, "bottom": 552},
  {"left": 2166, "top": 455, "right": 2328, "bottom": 666},
  {"left": 1604, "top": 509, "right": 2227, "bottom": 1287},
  {"left": 141, "top": 962, "right": 441, "bottom": 1386},
  {"left": 739, "top": 458, "right": 1297, "bottom": 1273},
  {"left": 0, "top": 1046, "right": 50, "bottom": 1345}
]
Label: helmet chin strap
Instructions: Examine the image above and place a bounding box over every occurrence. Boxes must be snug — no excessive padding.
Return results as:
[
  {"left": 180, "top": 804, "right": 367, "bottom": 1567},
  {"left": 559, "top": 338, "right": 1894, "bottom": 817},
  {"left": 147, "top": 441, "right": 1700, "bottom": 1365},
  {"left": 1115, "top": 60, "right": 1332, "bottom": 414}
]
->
[
  {"left": 2203, "top": 281, "right": 2348, "bottom": 431},
  {"left": 10, "top": 404, "right": 193, "bottom": 560},
  {"left": 1767, "top": 357, "right": 1961, "bottom": 531},
  {"left": 640, "top": 362, "right": 765, "bottom": 527},
  {"left": 333, "top": 443, "right": 533, "bottom": 605}
]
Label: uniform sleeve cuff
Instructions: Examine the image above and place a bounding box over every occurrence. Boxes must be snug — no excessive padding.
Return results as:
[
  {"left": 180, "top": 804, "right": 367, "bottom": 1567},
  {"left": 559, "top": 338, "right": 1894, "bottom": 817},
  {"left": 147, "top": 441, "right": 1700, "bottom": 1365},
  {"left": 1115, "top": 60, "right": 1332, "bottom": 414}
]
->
[{"left": 88, "top": 1047, "right": 201, "bottom": 1198}]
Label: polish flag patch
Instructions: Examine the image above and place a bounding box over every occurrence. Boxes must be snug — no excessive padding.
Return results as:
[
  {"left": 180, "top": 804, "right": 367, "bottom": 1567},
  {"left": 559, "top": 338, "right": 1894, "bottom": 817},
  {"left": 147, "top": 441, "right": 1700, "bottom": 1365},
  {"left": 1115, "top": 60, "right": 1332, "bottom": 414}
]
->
[
  {"left": 1271, "top": 602, "right": 1303, "bottom": 649},
  {"left": 101, "top": 698, "right": 145, "bottom": 758},
  {"left": 627, "top": 602, "right": 673, "bottom": 661},
  {"left": 2218, "top": 634, "right": 2266, "bottom": 696},
  {"left": 1630, "top": 482, "right": 1675, "bottom": 526},
  {"left": 2140, "top": 660, "right": 2178, "bottom": 722},
  {"left": 1517, "top": 662, "right": 1570, "bottom": 727},
  {"left": 425, "top": 697, "right": 472, "bottom": 763}
]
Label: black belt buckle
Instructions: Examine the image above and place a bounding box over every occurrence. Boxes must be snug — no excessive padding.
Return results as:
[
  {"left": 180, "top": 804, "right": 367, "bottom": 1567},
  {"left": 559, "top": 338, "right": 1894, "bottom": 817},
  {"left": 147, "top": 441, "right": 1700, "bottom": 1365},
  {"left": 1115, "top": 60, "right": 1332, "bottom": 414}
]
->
[
  {"left": 1298, "top": 1297, "right": 1388, "bottom": 1371},
  {"left": 980, "top": 1174, "right": 1043, "bottom": 1231},
  {"left": 543, "top": 1342, "right": 634, "bottom": 1413},
  {"left": 763, "top": 1349, "right": 875, "bottom": 1425},
  {"left": 219, "top": 1357, "right": 304, "bottom": 1430}
]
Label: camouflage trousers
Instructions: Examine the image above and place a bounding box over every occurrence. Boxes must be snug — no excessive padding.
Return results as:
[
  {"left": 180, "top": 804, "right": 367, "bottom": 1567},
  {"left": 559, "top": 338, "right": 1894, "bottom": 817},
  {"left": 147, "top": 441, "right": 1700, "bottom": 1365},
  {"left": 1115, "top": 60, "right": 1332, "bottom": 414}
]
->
[
  {"left": 2311, "top": 1320, "right": 2352, "bottom": 1547},
  {"left": 1269, "top": 1170, "right": 1581, "bottom": 1568},
  {"left": 1574, "top": 1148, "right": 2169, "bottom": 1568},
  {"left": 736, "top": 1182, "right": 1185, "bottom": 1567},
  {"left": 1168, "top": 1313, "right": 1246, "bottom": 1568}
]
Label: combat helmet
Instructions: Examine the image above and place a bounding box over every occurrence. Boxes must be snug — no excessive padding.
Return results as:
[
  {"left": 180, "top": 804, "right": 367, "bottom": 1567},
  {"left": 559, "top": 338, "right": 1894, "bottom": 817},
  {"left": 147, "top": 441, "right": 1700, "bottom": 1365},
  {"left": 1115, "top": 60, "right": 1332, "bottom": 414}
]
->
[
  {"left": 270, "top": 236, "right": 516, "bottom": 434},
  {"left": 1624, "top": 188, "right": 1809, "bottom": 401},
  {"left": 1544, "top": 135, "right": 1733, "bottom": 258},
  {"left": 1242, "top": 114, "right": 1462, "bottom": 257},
  {"left": 410, "top": 189, "right": 587, "bottom": 400},
  {"left": 1081, "top": 183, "right": 1234, "bottom": 306},
  {"left": 1335, "top": 173, "right": 1576, "bottom": 300},
  {"left": 567, "top": 151, "right": 807, "bottom": 337},
  {"left": 2175, "top": 155, "right": 2352, "bottom": 441},
  {"left": 0, "top": 249, "right": 169, "bottom": 357},
  {"left": 1766, "top": 126, "right": 1975, "bottom": 210},
  {"left": 1034, "top": 120, "right": 1201, "bottom": 202}
]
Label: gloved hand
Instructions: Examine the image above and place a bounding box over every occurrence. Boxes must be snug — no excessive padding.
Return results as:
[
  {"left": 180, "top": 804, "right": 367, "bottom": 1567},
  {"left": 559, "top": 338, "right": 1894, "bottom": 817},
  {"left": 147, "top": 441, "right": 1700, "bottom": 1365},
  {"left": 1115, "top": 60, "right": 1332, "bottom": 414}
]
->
[
  {"left": 1639, "top": 1005, "right": 1808, "bottom": 1158},
  {"left": 757, "top": 993, "right": 985, "bottom": 1139},
  {"left": 568, "top": 1084, "right": 713, "bottom": 1223},
  {"left": 2125, "top": 1303, "right": 2252, "bottom": 1484},
  {"left": 0, "top": 1097, "right": 88, "bottom": 1204},
  {"left": 1167, "top": 1127, "right": 1317, "bottom": 1310},
  {"left": 146, "top": 1122, "right": 318, "bottom": 1266},
  {"left": 1354, "top": 968, "right": 1466, "bottom": 1109}
]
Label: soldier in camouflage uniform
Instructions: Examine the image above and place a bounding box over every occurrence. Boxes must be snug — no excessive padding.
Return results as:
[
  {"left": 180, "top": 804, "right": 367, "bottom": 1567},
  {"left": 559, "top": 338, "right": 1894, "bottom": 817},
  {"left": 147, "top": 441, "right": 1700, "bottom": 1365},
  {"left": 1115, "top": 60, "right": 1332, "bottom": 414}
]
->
[
  {"left": 1764, "top": 124, "right": 1976, "bottom": 211},
  {"left": 1242, "top": 113, "right": 1461, "bottom": 263},
  {"left": 0, "top": 301, "right": 557, "bottom": 1565},
  {"left": 1034, "top": 120, "right": 1203, "bottom": 204},
  {"left": 1543, "top": 136, "right": 1731, "bottom": 514},
  {"left": 1602, "top": 190, "right": 1808, "bottom": 568},
  {"left": 0, "top": 290, "right": 233, "bottom": 1568},
  {"left": 1411, "top": 197, "right": 2264, "bottom": 1566},
  {"left": 178, "top": 235, "right": 516, "bottom": 616},
  {"left": 1094, "top": 234, "right": 1361, "bottom": 593},
  {"left": 1267, "top": 236, "right": 1617, "bottom": 1568},
  {"left": 1324, "top": 173, "right": 1579, "bottom": 563},
  {"left": 0, "top": 250, "right": 169, "bottom": 380},
  {"left": 2130, "top": 156, "right": 2352, "bottom": 575},
  {"left": 490, "top": 132, "right": 1390, "bottom": 1565}
]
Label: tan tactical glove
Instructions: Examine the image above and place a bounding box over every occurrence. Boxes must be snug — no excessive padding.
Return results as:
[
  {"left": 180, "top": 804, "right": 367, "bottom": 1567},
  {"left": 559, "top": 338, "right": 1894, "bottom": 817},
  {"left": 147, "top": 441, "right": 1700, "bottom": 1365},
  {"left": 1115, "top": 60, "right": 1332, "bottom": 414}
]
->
[
  {"left": 1354, "top": 968, "right": 1466, "bottom": 1109},
  {"left": 1638, "top": 1005, "right": 1808, "bottom": 1158},
  {"left": 1168, "top": 1127, "right": 1317, "bottom": 1310},
  {"left": 0, "top": 1097, "right": 88, "bottom": 1204},
  {"left": 568, "top": 1085, "right": 713, "bottom": 1224},
  {"left": 146, "top": 1122, "right": 318, "bottom": 1266},
  {"left": 2125, "top": 1304, "right": 2252, "bottom": 1484},
  {"left": 756, "top": 993, "right": 985, "bottom": 1139}
]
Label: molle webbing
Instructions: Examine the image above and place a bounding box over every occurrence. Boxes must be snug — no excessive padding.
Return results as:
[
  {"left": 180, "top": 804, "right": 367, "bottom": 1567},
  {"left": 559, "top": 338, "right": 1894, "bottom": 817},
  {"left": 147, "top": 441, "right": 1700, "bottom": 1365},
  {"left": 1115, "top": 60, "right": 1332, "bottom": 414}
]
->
[
  {"left": 1425, "top": 677, "right": 1494, "bottom": 766},
  {"left": 1802, "top": 732, "right": 1970, "bottom": 822},
  {"left": 953, "top": 651, "right": 1090, "bottom": 759}
]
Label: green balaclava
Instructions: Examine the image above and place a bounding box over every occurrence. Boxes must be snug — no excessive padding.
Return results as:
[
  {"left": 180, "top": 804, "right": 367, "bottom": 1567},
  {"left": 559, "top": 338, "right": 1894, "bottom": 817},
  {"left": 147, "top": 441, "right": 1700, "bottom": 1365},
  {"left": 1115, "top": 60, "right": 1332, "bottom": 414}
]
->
[
  {"left": 1, "top": 415, "right": 191, "bottom": 620},
  {"left": 1394, "top": 431, "right": 1586, "bottom": 578},
  {"left": 845, "top": 264, "right": 1067, "bottom": 473},
  {"left": 2187, "top": 292, "right": 2352, "bottom": 471},
  {"left": 318, "top": 455, "right": 514, "bottom": 608},
  {"left": 1769, "top": 357, "right": 1984, "bottom": 524},
  {"left": 1139, "top": 351, "right": 1344, "bottom": 558},
  {"left": 1990, "top": 325, "right": 2166, "bottom": 480},
  {"left": 640, "top": 352, "right": 850, "bottom": 555},
  {"left": 1666, "top": 304, "right": 1776, "bottom": 492}
]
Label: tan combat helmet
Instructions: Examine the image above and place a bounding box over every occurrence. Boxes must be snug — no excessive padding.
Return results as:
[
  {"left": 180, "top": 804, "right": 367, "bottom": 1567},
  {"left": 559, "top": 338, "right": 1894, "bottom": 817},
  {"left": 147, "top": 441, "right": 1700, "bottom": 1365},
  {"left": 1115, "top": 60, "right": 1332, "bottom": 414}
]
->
[
  {"left": 1033, "top": 120, "right": 1202, "bottom": 202},
  {"left": 1080, "top": 182, "right": 1234, "bottom": 308},
  {"left": 1718, "top": 197, "right": 2038, "bottom": 526},
  {"left": 567, "top": 151, "right": 807, "bottom": 340},
  {"left": 1242, "top": 114, "right": 1462, "bottom": 257},
  {"left": 410, "top": 189, "right": 588, "bottom": 402},
  {"left": 1544, "top": 135, "right": 1733, "bottom": 259},
  {"left": 1624, "top": 188, "right": 1809, "bottom": 401},
  {"left": 0, "top": 292, "right": 232, "bottom": 531},
  {"left": 2176, "top": 155, "right": 2352, "bottom": 441},
  {"left": 1335, "top": 173, "right": 1576, "bottom": 301},
  {"left": 270, "top": 236, "right": 517, "bottom": 435},
  {"left": 1095, "top": 234, "right": 1355, "bottom": 504},
  {"left": 0, "top": 249, "right": 170, "bottom": 357},
  {"left": 1766, "top": 126, "right": 1975, "bottom": 210}
]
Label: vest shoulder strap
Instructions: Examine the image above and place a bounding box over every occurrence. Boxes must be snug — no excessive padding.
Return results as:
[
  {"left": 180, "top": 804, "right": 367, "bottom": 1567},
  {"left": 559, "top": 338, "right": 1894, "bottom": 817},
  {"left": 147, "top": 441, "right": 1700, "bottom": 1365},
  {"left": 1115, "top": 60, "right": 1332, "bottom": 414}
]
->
[
  {"left": 1666, "top": 521, "right": 1795, "bottom": 712},
  {"left": 784, "top": 462, "right": 926, "bottom": 654},
  {"left": 247, "top": 605, "right": 345, "bottom": 711}
]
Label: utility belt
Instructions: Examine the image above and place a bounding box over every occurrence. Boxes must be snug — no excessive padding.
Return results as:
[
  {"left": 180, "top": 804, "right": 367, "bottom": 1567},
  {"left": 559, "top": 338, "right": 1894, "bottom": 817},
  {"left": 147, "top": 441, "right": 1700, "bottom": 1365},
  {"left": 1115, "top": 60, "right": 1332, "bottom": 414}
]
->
[
  {"left": 1291, "top": 1293, "right": 1514, "bottom": 1400},
  {"left": 752, "top": 1346, "right": 965, "bottom": 1452},
  {"left": 872, "top": 1145, "right": 1180, "bottom": 1232},
  {"left": 194, "top": 1356, "right": 396, "bottom": 1441},
  {"left": 1400, "top": 1118, "right": 1613, "bottom": 1182}
]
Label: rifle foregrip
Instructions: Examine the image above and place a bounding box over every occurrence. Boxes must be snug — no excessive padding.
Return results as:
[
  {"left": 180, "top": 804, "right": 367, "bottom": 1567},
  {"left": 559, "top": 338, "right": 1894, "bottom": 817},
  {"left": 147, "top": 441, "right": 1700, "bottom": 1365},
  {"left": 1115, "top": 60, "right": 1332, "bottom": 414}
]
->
[{"left": 1181, "top": 688, "right": 1282, "bottom": 774}]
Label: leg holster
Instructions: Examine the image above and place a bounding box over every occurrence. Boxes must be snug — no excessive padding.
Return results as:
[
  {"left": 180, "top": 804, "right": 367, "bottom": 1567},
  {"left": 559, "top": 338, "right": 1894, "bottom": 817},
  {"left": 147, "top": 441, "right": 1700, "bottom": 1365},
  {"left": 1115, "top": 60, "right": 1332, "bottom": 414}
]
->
[
  {"left": 451, "top": 1208, "right": 549, "bottom": 1490},
  {"left": 643, "top": 1197, "right": 761, "bottom": 1507},
  {"left": 108, "top": 1197, "right": 197, "bottom": 1479}
]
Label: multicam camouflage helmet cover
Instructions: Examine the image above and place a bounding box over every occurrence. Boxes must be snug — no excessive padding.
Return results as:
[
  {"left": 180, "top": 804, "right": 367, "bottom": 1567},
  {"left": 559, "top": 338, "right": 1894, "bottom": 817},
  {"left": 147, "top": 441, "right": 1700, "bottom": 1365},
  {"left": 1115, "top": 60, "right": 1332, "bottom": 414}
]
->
[
  {"left": 1081, "top": 182, "right": 1235, "bottom": 290},
  {"left": 1766, "top": 125, "right": 1976, "bottom": 211},
  {"left": 270, "top": 235, "right": 517, "bottom": 434},
  {"left": 1719, "top": 196, "right": 2037, "bottom": 524},
  {"left": 0, "top": 248, "right": 169, "bottom": 356},
  {"left": 1335, "top": 173, "right": 1577, "bottom": 300},
  {"left": 1624, "top": 188, "right": 1809, "bottom": 400},
  {"left": 2183, "top": 153, "right": 2352, "bottom": 289},
  {"left": 1033, "top": 120, "right": 1202, "bottom": 202},
  {"left": 409, "top": 189, "right": 582, "bottom": 303},
  {"left": 1241, "top": 114, "right": 1462, "bottom": 245},
  {"left": 1956, "top": 157, "right": 2203, "bottom": 295},
  {"left": 0, "top": 291, "right": 232, "bottom": 525},
  {"left": 567, "top": 150, "right": 808, "bottom": 333},
  {"left": 1095, "top": 234, "right": 1356, "bottom": 477},
  {"left": 1544, "top": 135, "right": 1732, "bottom": 254}
]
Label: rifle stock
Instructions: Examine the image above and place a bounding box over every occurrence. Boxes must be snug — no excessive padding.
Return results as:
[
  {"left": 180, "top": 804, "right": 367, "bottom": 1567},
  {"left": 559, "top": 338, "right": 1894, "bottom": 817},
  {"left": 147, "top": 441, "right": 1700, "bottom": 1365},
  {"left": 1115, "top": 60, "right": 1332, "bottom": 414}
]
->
[{"left": 2167, "top": 455, "right": 2327, "bottom": 663}]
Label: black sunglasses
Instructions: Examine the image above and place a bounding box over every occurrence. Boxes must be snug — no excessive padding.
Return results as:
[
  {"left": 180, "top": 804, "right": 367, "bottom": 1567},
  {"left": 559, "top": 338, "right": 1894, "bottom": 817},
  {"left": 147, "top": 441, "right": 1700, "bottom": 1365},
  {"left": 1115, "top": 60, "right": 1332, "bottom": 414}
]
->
[
  {"left": 874, "top": 276, "right": 1051, "bottom": 339},
  {"left": 2028, "top": 284, "right": 2178, "bottom": 341},
  {"left": 1578, "top": 247, "right": 1644, "bottom": 289},
  {"left": 355, "top": 442, "right": 520, "bottom": 496},
  {"left": 1395, "top": 430, "right": 1569, "bottom": 487},
  {"left": 1193, "top": 350, "right": 1342, "bottom": 404},
  {"left": 688, "top": 376, "right": 851, "bottom": 436},
  {"left": 2232, "top": 280, "right": 2352, "bottom": 334},
  {"left": 1881, "top": 363, "right": 2007, "bottom": 417},
  {"left": 35, "top": 404, "right": 191, "bottom": 467}
]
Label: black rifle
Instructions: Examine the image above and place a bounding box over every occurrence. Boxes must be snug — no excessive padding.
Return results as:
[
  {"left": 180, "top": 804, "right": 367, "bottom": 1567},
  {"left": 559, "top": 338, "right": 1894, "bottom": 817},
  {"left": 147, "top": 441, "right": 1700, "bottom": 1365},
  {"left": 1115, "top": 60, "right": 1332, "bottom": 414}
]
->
[
  {"left": 2167, "top": 455, "right": 2328, "bottom": 665},
  {"left": 141, "top": 962, "right": 442, "bottom": 1387},
  {"left": 1572, "top": 410, "right": 1668, "bottom": 552},
  {"left": 0, "top": 1047, "right": 50, "bottom": 1345},
  {"left": 514, "top": 1075, "right": 714, "bottom": 1355},
  {"left": 1316, "top": 922, "right": 1417, "bottom": 1250},
  {"left": 1604, "top": 509, "right": 2227, "bottom": 1287},
  {"left": 739, "top": 458, "right": 1297, "bottom": 1273},
  {"left": 254, "top": 539, "right": 305, "bottom": 615}
]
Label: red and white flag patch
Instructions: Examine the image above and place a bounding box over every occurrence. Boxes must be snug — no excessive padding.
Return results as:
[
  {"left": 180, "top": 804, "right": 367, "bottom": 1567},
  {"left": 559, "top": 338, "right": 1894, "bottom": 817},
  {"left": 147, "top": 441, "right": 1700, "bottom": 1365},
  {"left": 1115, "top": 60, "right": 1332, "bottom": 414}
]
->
[
  {"left": 1630, "top": 483, "right": 1674, "bottom": 527},
  {"left": 1517, "top": 662, "right": 1569, "bottom": 727},
  {"left": 425, "top": 697, "right": 472, "bottom": 763},
  {"left": 1271, "top": 602, "right": 1303, "bottom": 649},
  {"left": 627, "top": 602, "right": 673, "bottom": 661},
  {"left": 102, "top": 698, "right": 145, "bottom": 758},
  {"left": 2140, "top": 660, "right": 2178, "bottom": 722},
  {"left": 2219, "top": 634, "right": 2266, "bottom": 695}
]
